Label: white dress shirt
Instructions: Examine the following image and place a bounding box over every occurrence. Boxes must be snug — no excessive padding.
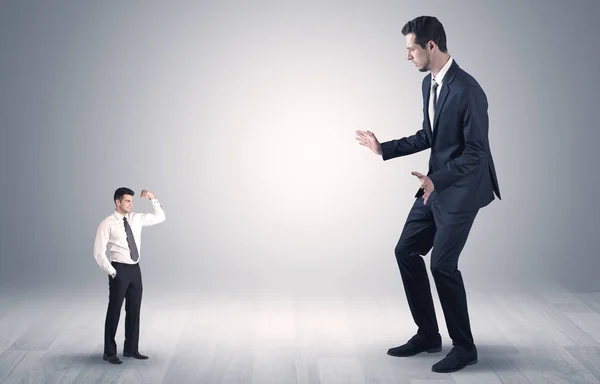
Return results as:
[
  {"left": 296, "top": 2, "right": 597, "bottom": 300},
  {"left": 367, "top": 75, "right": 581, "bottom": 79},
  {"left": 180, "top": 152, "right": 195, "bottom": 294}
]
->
[
  {"left": 93, "top": 199, "right": 165, "bottom": 276},
  {"left": 429, "top": 56, "right": 454, "bottom": 129}
]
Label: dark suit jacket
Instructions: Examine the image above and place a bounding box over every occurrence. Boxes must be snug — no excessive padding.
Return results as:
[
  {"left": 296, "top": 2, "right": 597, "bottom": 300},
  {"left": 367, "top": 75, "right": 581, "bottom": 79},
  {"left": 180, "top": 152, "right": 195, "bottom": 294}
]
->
[{"left": 380, "top": 60, "right": 501, "bottom": 213}]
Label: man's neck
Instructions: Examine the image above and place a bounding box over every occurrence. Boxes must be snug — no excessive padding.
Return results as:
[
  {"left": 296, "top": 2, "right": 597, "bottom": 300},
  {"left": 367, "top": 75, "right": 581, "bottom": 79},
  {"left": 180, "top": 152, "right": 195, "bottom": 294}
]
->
[{"left": 430, "top": 53, "right": 451, "bottom": 78}]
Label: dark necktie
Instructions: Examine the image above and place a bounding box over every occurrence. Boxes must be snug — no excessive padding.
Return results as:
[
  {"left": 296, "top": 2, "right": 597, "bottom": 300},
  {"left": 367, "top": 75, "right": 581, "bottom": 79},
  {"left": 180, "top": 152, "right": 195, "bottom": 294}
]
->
[
  {"left": 432, "top": 80, "right": 439, "bottom": 110},
  {"left": 123, "top": 217, "right": 139, "bottom": 261}
]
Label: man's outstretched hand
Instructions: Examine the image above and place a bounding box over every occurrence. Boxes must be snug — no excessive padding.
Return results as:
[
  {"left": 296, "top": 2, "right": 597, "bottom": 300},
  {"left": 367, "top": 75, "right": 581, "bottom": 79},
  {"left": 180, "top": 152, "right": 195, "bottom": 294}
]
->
[
  {"left": 412, "top": 171, "right": 435, "bottom": 205},
  {"left": 356, "top": 130, "right": 383, "bottom": 155}
]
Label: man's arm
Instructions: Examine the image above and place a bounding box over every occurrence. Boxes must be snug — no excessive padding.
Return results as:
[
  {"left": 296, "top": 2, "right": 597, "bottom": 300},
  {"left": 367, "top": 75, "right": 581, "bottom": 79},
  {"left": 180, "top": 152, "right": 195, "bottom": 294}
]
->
[
  {"left": 93, "top": 221, "right": 116, "bottom": 276},
  {"left": 380, "top": 75, "right": 433, "bottom": 161},
  {"left": 428, "top": 85, "right": 488, "bottom": 192},
  {"left": 380, "top": 126, "right": 431, "bottom": 161},
  {"left": 138, "top": 191, "right": 166, "bottom": 227}
]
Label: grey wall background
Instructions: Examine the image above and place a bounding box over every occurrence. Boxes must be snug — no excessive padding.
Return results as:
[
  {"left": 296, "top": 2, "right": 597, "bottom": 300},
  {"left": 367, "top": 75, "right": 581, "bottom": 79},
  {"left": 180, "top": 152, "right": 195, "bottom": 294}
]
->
[{"left": 1, "top": 0, "right": 599, "bottom": 296}]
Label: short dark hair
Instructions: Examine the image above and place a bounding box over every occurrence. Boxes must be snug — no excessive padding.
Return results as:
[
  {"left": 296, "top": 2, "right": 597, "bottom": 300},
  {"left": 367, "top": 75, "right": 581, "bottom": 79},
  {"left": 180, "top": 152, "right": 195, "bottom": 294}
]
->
[
  {"left": 114, "top": 187, "right": 134, "bottom": 202},
  {"left": 402, "top": 16, "right": 447, "bottom": 52}
]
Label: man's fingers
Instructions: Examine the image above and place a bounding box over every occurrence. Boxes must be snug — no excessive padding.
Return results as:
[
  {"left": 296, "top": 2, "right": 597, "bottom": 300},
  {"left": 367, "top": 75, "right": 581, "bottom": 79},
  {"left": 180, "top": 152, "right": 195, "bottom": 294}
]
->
[
  {"left": 412, "top": 171, "right": 424, "bottom": 178},
  {"left": 356, "top": 130, "right": 376, "bottom": 138},
  {"left": 356, "top": 136, "right": 375, "bottom": 147},
  {"left": 356, "top": 131, "right": 381, "bottom": 153},
  {"left": 423, "top": 190, "right": 431, "bottom": 205}
]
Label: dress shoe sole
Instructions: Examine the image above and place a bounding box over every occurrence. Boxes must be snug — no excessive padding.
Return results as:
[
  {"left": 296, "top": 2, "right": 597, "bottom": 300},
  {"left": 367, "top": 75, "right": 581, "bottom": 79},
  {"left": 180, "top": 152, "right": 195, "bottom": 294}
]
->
[
  {"left": 102, "top": 355, "right": 123, "bottom": 364},
  {"left": 123, "top": 353, "right": 149, "bottom": 359},
  {"left": 432, "top": 358, "right": 477, "bottom": 373},
  {"left": 387, "top": 346, "right": 443, "bottom": 357}
]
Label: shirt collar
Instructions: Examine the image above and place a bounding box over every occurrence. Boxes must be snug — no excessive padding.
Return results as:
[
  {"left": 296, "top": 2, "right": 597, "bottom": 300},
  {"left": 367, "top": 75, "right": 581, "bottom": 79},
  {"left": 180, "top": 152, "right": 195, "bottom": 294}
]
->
[
  {"left": 432, "top": 56, "right": 453, "bottom": 86},
  {"left": 114, "top": 210, "right": 126, "bottom": 221}
]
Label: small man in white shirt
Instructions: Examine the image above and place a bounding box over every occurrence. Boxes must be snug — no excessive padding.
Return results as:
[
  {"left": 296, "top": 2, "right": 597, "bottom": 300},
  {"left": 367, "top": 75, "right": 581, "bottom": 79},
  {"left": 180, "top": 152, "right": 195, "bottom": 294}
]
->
[{"left": 93, "top": 187, "right": 165, "bottom": 364}]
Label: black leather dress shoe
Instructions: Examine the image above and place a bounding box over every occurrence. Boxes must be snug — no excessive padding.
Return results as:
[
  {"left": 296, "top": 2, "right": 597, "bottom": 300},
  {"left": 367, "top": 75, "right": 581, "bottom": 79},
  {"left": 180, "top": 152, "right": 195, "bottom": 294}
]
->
[
  {"left": 432, "top": 345, "right": 477, "bottom": 373},
  {"left": 387, "top": 333, "right": 442, "bottom": 357},
  {"left": 123, "top": 352, "right": 149, "bottom": 360},
  {"left": 103, "top": 354, "right": 123, "bottom": 364}
]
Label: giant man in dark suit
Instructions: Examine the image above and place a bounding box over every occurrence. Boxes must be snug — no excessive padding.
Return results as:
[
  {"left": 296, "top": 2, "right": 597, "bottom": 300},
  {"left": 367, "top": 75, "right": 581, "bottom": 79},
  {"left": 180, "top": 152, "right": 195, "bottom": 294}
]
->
[{"left": 356, "top": 15, "right": 500, "bottom": 373}]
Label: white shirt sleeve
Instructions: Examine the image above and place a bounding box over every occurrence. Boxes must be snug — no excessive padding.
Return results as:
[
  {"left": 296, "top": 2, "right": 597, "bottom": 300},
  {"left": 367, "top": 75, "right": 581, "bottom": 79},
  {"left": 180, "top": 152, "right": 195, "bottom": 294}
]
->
[
  {"left": 93, "top": 220, "right": 117, "bottom": 275},
  {"left": 138, "top": 198, "right": 166, "bottom": 227}
]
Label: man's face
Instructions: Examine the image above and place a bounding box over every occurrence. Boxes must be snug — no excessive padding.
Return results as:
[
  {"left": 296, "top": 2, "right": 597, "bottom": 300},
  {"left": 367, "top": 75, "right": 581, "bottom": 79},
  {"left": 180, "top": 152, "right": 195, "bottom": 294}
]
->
[
  {"left": 116, "top": 194, "right": 133, "bottom": 214},
  {"left": 405, "top": 33, "right": 431, "bottom": 72}
]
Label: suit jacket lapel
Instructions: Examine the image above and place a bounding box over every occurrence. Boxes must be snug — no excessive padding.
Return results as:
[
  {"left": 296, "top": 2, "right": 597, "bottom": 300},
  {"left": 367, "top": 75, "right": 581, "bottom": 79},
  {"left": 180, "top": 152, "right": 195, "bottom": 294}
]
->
[
  {"left": 432, "top": 60, "right": 458, "bottom": 134},
  {"left": 422, "top": 76, "right": 433, "bottom": 142},
  {"left": 432, "top": 84, "right": 449, "bottom": 131}
]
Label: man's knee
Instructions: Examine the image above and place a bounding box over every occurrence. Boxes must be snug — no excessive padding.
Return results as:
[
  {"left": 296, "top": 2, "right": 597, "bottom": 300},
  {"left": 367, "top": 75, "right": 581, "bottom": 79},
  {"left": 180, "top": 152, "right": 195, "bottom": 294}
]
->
[
  {"left": 430, "top": 259, "right": 457, "bottom": 277},
  {"left": 395, "top": 239, "right": 423, "bottom": 264}
]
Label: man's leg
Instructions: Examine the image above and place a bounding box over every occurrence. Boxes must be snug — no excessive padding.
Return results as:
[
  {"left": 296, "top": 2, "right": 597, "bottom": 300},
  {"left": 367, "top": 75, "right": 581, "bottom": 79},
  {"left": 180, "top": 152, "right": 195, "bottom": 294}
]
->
[
  {"left": 388, "top": 197, "right": 440, "bottom": 357},
  {"left": 430, "top": 205, "right": 478, "bottom": 349},
  {"left": 395, "top": 197, "right": 438, "bottom": 337},
  {"left": 124, "top": 263, "right": 144, "bottom": 356},
  {"left": 429, "top": 203, "right": 479, "bottom": 373},
  {"left": 104, "top": 263, "right": 129, "bottom": 359}
]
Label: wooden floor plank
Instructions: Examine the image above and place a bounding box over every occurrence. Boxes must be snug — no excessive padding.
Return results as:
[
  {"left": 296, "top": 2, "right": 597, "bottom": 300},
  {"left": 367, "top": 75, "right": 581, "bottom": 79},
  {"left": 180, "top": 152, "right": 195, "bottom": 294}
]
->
[{"left": 0, "top": 285, "right": 599, "bottom": 383}]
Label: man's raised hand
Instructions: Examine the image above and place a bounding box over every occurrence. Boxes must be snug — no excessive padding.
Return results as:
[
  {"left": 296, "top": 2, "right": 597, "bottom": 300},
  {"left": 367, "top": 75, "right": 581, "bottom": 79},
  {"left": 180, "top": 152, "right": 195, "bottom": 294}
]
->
[{"left": 356, "top": 130, "right": 383, "bottom": 155}]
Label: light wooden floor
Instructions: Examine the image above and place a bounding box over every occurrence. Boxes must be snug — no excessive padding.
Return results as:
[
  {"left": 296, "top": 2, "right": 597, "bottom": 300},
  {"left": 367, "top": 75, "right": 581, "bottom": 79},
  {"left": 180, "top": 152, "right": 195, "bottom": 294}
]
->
[{"left": 1, "top": 283, "right": 600, "bottom": 383}]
